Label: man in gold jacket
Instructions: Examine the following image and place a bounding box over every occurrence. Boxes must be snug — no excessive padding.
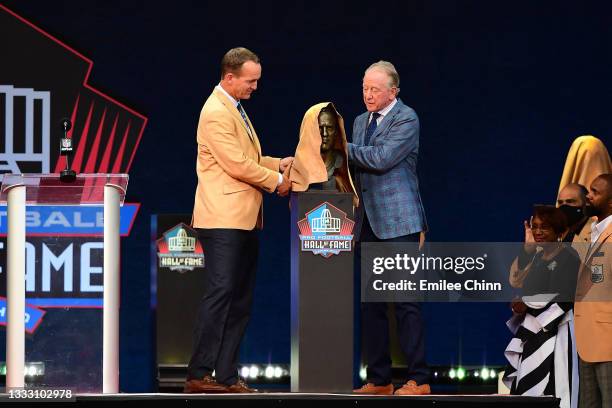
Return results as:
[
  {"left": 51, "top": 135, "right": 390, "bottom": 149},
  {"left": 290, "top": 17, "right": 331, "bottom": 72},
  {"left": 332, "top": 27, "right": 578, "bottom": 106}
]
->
[
  {"left": 575, "top": 173, "right": 612, "bottom": 408},
  {"left": 185, "top": 47, "right": 292, "bottom": 394}
]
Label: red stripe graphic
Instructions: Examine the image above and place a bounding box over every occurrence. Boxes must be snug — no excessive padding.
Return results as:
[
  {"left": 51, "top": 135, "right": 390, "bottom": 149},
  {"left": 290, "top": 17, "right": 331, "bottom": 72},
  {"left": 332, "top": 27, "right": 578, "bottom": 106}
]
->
[
  {"left": 157, "top": 240, "right": 168, "bottom": 253},
  {"left": 98, "top": 114, "right": 119, "bottom": 172},
  {"left": 84, "top": 108, "right": 106, "bottom": 173},
  {"left": 81, "top": 176, "right": 97, "bottom": 203},
  {"left": 71, "top": 101, "right": 95, "bottom": 173},
  {"left": 2, "top": 4, "right": 148, "bottom": 176},
  {"left": 85, "top": 172, "right": 107, "bottom": 202},
  {"left": 340, "top": 219, "right": 355, "bottom": 235},
  {"left": 298, "top": 219, "right": 312, "bottom": 235},
  {"left": 111, "top": 120, "right": 131, "bottom": 173}
]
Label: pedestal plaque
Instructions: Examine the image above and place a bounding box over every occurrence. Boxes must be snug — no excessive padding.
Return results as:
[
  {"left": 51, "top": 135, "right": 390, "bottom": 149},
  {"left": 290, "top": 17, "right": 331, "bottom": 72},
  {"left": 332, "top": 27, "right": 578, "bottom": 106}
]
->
[{"left": 290, "top": 191, "right": 354, "bottom": 392}]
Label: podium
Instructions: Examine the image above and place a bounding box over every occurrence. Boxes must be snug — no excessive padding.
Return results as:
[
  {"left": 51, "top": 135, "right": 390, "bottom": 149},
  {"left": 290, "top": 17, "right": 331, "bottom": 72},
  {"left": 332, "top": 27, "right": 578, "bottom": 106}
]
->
[
  {"left": 290, "top": 191, "right": 354, "bottom": 392},
  {"left": 0, "top": 173, "right": 128, "bottom": 393}
]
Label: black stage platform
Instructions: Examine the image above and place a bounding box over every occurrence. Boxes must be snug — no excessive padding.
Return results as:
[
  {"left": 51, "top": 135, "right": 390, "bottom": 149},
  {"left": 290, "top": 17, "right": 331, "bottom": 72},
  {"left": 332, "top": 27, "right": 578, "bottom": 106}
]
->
[{"left": 0, "top": 393, "right": 560, "bottom": 408}]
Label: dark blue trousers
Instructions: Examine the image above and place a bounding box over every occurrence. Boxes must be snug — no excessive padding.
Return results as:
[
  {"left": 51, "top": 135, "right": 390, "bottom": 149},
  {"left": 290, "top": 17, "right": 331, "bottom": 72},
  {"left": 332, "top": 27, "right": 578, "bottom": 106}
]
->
[
  {"left": 187, "top": 228, "right": 258, "bottom": 386},
  {"left": 357, "top": 213, "right": 430, "bottom": 386}
]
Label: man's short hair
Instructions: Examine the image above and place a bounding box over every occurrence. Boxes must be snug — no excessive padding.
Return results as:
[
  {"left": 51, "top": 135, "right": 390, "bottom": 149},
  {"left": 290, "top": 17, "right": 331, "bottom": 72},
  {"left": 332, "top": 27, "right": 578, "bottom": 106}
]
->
[
  {"left": 594, "top": 173, "right": 612, "bottom": 194},
  {"left": 365, "top": 60, "right": 400, "bottom": 89},
  {"left": 221, "top": 47, "right": 260, "bottom": 79},
  {"left": 560, "top": 183, "right": 588, "bottom": 206}
]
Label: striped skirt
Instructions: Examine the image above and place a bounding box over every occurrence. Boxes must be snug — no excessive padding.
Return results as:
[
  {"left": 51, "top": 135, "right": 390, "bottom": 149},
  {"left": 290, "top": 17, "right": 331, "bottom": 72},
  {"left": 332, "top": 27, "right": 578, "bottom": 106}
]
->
[{"left": 503, "top": 301, "right": 579, "bottom": 408}]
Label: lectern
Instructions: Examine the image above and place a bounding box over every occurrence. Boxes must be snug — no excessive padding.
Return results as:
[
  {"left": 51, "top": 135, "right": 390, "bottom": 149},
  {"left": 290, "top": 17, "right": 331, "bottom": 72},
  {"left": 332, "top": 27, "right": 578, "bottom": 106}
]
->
[
  {"left": 0, "top": 173, "right": 128, "bottom": 393},
  {"left": 290, "top": 191, "right": 354, "bottom": 393}
]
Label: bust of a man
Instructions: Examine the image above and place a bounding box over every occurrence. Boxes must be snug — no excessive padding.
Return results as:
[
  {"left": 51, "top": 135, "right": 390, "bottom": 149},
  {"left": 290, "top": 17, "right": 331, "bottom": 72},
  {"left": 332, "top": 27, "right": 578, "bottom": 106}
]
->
[
  {"left": 316, "top": 107, "right": 344, "bottom": 190},
  {"left": 287, "top": 102, "right": 358, "bottom": 205}
]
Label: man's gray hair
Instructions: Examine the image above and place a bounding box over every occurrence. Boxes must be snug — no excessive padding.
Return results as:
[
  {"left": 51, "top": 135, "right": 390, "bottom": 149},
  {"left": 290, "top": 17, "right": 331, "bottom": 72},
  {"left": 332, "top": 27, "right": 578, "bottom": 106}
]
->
[{"left": 365, "top": 60, "right": 400, "bottom": 90}]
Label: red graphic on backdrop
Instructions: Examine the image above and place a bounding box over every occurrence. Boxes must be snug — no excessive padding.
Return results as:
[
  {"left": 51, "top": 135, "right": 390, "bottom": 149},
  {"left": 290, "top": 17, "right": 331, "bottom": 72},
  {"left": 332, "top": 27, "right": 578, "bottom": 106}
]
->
[{"left": 0, "top": 4, "right": 147, "bottom": 185}]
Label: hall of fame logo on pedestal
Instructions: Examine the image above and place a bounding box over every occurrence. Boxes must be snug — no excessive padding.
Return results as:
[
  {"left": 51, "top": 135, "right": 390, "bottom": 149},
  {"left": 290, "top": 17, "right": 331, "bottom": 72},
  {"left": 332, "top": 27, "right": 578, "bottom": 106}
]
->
[
  {"left": 157, "top": 223, "right": 205, "bottom": 272},
  {"left": 298, "top": 202, "right": 354, "bottom": 258}
]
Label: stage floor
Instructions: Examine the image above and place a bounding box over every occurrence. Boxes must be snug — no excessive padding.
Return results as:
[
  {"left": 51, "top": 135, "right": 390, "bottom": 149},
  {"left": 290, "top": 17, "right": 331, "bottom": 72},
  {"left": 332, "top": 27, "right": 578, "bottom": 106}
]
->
[{"left": 0, "top": 392, "right": 560, "bottom": 407}]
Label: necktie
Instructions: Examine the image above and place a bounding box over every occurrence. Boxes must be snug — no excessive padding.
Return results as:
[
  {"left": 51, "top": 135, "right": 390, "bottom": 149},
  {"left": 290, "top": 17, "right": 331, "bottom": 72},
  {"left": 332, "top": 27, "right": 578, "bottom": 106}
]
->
[
  {"left": 364, "top": 112, "right": 381, "bottom": 145},
  {"left": 236, "top": 102, "right": 254, "bottom": 140}
]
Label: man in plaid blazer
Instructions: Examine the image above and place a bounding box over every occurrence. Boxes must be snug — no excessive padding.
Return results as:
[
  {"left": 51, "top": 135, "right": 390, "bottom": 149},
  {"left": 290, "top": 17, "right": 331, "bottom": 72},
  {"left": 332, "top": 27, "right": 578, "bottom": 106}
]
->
[{"left": 350, "top": 61, "right": 429, "bottom": 396}]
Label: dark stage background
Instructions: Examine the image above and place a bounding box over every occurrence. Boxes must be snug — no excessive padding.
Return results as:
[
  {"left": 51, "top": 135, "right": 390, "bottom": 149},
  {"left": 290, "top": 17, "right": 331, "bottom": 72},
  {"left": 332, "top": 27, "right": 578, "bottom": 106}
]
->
[{"left": 2, "top": 0, "right": 611, "bottom": 391}]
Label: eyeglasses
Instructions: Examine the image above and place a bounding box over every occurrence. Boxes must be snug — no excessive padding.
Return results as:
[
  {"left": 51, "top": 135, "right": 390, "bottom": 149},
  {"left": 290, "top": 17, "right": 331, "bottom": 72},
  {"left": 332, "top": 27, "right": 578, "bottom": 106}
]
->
[{"left": 530, "top": 225, "right": 553, "bottom": 233}]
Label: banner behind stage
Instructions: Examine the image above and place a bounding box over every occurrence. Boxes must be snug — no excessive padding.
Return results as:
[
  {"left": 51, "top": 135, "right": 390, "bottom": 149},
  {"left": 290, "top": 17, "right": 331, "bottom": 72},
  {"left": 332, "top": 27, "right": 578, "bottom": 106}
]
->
[{"left": 0, "top": 4, "right": 147, "bottom": 391}]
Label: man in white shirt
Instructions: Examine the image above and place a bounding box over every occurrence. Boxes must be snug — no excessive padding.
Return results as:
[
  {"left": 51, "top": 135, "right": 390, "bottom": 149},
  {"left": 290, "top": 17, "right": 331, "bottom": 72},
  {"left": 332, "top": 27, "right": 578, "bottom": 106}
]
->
[{"left": 575, "top": 173, "right": 612, "bottom": 408}]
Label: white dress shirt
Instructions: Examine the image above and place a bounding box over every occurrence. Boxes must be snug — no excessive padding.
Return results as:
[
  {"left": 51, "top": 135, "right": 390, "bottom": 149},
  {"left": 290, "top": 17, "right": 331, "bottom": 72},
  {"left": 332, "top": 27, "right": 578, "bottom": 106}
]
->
[
  {"left": 216, "top": 84, "right": 238, "bottom": 107},
  {"left": 368, "top": 98, "right": 398, "bottom": 125},
  {"left": 591, "top": 214, "right": 612, "bottom": 243}
]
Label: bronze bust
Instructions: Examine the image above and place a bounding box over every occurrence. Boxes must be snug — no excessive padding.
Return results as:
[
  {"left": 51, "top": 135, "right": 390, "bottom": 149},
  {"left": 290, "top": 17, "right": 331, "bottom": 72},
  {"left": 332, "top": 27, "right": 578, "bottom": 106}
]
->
[
  {"left": 315, "top": 106, "right": 344, "bottom": 190},
  {"left": 288, "top": 102, "right": 358, "bottom": 204}
]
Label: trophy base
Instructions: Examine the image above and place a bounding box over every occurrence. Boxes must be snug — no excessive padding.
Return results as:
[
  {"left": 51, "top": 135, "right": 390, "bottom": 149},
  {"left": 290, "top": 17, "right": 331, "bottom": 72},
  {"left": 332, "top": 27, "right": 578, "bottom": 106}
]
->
[{"left": 60, "top": 169, "right": 77, "bottom": 183}]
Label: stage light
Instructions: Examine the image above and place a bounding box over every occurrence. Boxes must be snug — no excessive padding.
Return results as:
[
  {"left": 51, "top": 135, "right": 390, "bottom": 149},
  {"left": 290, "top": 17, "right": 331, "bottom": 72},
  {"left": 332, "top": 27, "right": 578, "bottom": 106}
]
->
[
  {"left": 359, "top": 366, "right": 367, "bottom": 380},
  {"left": 265, "top": 366, "right": 274, "bottom": 379},
  {"left": 1, "top": 362, "right": 44, "bottom": 377},
  {"left": 235, "top": 364, "right": 290, "bottom": 382},
  {"left": 456, "top": 367, "right": 465, "bottom": 380},
  {"left": 274, "top": 366, "right": 283, "bottom": 378},
  {"left": 249, "top": 365, "right": 259, "bottom": 379},
  {"left": 241, "top": 366, "right": 250, "bottom": 378},
  {"left": 405, "top": 365, "right": 505, "bottom": 386}
]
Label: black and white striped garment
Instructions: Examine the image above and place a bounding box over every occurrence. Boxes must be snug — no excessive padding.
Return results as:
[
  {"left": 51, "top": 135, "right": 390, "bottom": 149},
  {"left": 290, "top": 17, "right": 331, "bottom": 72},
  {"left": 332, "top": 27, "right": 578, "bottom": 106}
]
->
[{"left": 503, "top": 301, "right": 579, "bottom": 408}]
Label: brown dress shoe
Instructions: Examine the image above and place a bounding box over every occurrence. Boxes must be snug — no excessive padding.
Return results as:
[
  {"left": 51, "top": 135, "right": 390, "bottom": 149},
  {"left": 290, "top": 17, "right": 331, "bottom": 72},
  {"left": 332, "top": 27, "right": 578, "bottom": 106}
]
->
[
  {"left": 394, "top": 380, "right": 431, "bottom": 395},
  {"left": 226, "top": 379, "right": 258, "bottom": 393},
  {"left": 353, "top": 383, "right": 394, "bottom": 395},
  {"left": 184, "top": 375, "right": 229, "bottom": 393}
]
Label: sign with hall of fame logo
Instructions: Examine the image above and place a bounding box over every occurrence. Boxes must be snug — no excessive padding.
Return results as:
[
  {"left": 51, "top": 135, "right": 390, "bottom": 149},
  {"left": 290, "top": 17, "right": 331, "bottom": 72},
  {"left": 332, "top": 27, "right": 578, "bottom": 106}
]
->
[
  {"left": 157, "top": 223, "right": 205, "bottom": 272},
  {"left": 297, "top": 202, "right": 354, "bottom": 258}
]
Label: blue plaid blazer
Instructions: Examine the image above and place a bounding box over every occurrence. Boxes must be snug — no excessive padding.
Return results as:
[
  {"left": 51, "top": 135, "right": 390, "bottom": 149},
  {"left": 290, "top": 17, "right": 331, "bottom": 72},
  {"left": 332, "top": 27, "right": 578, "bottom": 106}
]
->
[{"left": 348, "top": 99, "right": 427, "bottom": 240}]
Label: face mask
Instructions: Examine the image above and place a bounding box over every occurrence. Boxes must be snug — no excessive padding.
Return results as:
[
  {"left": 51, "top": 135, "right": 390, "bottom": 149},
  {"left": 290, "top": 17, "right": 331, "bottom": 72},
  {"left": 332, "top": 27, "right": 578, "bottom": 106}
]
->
[
  {"left": 559, "top": 205, "right": 585, "bottom": 226},
  {"left": 583, "top": 205, "right": 597, "bottom": 218}
]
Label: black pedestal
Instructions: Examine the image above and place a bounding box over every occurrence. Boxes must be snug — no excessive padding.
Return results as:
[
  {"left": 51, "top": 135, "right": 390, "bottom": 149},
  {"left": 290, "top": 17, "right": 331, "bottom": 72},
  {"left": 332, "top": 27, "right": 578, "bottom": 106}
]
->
[
  {"left": 154, "top": 214, "right": 206, "bottom": 388},
  {"left": 290, "top": 191, "right": 354, "bottom": 392}
]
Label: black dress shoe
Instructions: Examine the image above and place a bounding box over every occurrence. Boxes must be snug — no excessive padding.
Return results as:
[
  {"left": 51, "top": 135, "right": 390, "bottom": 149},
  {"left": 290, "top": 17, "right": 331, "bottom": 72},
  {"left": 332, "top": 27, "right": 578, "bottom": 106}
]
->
[{"left": 184, "top": 375, "right": 229, "bottom": 393}]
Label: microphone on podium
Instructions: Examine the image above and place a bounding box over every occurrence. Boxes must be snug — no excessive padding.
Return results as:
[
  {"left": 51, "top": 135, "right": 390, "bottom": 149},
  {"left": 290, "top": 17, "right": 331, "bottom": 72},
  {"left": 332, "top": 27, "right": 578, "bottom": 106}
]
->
[{"left": 59, "top": 118, "right": 77, "bottom": 183}]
